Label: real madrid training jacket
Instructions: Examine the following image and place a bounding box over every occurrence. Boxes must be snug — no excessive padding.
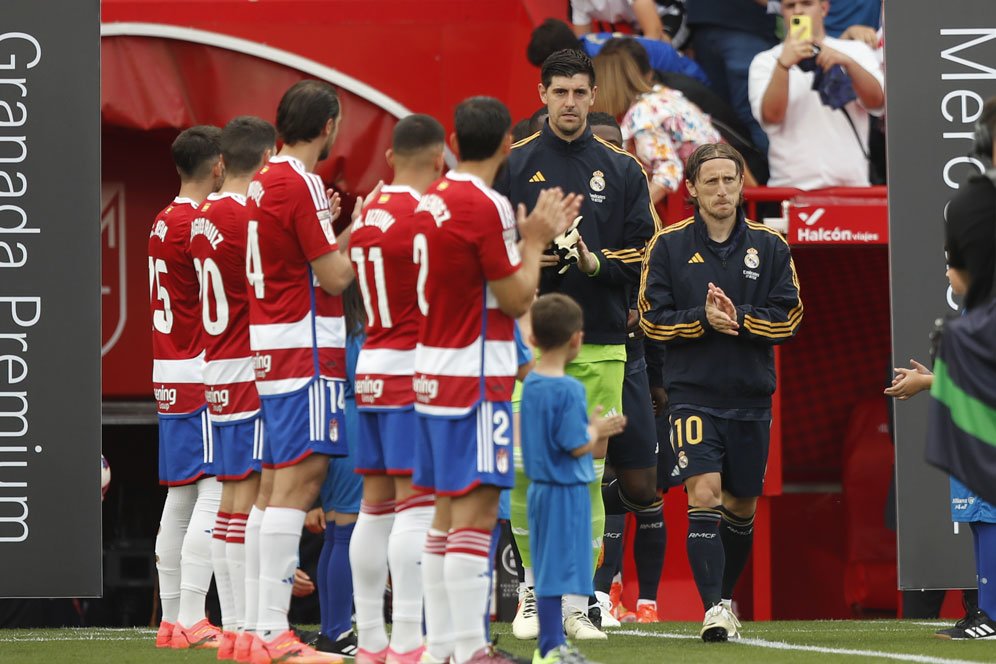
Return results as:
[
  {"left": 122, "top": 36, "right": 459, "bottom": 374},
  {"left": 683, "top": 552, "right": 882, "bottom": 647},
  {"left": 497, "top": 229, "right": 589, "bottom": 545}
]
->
[
  {"left": 639, "top": 211, "right": 802, "bottom": 409},
  {"left": 495, "top": 122, "right": 658, "bottom": 346}
]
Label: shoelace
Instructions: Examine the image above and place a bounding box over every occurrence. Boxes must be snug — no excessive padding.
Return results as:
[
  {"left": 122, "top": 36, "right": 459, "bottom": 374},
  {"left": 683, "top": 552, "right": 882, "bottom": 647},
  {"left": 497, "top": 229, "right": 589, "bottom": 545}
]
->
[{"left": 521, "top": 593, "right": 537, "bottom": 618}]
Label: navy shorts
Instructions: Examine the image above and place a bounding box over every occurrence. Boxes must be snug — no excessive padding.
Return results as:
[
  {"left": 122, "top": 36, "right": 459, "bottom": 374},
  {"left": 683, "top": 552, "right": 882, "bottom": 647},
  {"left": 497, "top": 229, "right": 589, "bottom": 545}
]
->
[
  {"left": 656, "top": 411, "right": 680, "bottom": 490},
  {"left": 319, "top": 397, "right": 362, "bottom": 514},
  {"left": 606, "top": 358, "right": 658, "bottom": 470},
  {"left": 668, "top": 408, "right": 770, "bottom": 498},
  {"left": 413, "top": 401, "right": 514, "bottom": 496},
  {"left": 212, "top": 416, "right": 264, "bottom": 481},
  {"left": 158, "top": 407, "right": 213, "bottom": 486},
  {"left": 355, "top": 408, "right": 417, "bottom": 476},
  {"left": 528, "top": 482, "right": 593, "bottom": 597},
  {"left": 259, "top": 378, "right": 348, "bottom": 468}
]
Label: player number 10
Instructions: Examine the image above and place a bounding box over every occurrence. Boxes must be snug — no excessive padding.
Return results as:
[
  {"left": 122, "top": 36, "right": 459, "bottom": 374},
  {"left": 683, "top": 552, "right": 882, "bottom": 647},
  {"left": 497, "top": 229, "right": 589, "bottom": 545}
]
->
[{"left": 673, "top": 415, "right": 703, "bottom": 448}]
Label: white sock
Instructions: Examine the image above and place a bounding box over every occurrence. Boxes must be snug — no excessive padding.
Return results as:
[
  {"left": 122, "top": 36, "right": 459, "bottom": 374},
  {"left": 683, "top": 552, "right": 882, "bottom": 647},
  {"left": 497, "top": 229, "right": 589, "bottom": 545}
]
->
[
  {"left": 563, "top": 594, "right": 588, "bottom": 617},
  {"left": 388, "top": 497, "right": 433, "bottom": 653},
  {"left": 445, "top": 529, "right": 492, "bottom": 663},
  {"left": 212, "top": 513, "right": 237, "bottom": 631},
  {"left": 422, "top": 529, "right": 452, "bottom": 661},
  {"left": 256, "top": 506, "right": 306, "bottom": 637},
  {"left": 177, "top": 477, "right": 222, "bottom": 627},
  {"left": 243, "top": 506, "right": 264, "bottom": 632},
  {"left": 523, "top": 567, "right": 535, "bottom": 588},
  {"left": 227, "top": 513, "right": 248, "bottom": 631},
  {"left": 155, "top": 484, "right": 197, "bottom": 623},
  {"left": 349, "top": 501, "right": 395, "bottom": 652}
]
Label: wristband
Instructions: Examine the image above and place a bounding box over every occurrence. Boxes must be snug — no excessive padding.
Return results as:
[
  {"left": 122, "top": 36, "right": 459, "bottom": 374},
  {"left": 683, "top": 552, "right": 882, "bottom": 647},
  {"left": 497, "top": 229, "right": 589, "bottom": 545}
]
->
[
  {"left": 586, "top": 254, "right": 601, "bottom": 277},
  {"left": 776, "top": 59, "right": 790, "bottom": 71}
]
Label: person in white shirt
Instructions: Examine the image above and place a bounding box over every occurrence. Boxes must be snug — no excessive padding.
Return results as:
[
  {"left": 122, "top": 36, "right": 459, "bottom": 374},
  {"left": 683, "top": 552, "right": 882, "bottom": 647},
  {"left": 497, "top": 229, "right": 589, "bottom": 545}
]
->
[
  {"left": 571, "top": 0, "right": 669, "bottom": 42},
  {"left": 747, "top": 0, "right": 884, "bottom": 189}
]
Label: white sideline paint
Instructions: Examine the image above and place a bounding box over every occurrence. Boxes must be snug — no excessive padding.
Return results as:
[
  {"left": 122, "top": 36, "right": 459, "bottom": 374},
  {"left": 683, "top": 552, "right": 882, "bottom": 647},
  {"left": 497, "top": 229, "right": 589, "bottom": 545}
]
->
[{"left": 613, "top": 629, "right": 982, "bottom": 664}]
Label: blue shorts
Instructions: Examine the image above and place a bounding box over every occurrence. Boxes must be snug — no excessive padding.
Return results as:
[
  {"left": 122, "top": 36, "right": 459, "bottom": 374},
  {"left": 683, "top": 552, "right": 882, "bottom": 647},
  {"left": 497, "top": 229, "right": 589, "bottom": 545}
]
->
[
  {"left": 413, "top": 401, "right": 514, "bottom": 496},
  {"left": 355, "top": 408, "right": 417, "bottom": 476},
  {"left": 259, "top": 378, "right": 349, "bottom": 468},
  {"left": 498, "top": 489, "right": 511, "bottom": 521},
  {"left": 212, "top": 416, "right": 264, "bottom": 481},
  {"left": 158, "top": 407, "right": 213, "bottom": 486},
  {"left": 528, "top": 482, "right": 592, "bottom": 597},
  {"left": 320, "top": 397, "right": 362, "bottom": 514}
]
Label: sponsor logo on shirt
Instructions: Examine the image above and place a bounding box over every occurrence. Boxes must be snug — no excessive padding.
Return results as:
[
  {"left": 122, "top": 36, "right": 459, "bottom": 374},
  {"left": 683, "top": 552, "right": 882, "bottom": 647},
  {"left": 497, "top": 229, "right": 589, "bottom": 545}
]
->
[
  {"left": 154, "top": 385, "right": 177, "bottom": 408},
  {"left": 413, "top": 374, "right": 439, "bottom": 401}
]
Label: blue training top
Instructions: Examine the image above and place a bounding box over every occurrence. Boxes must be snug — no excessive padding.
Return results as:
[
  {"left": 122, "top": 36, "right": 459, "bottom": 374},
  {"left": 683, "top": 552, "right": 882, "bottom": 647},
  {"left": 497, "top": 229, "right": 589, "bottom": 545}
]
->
[{"left": 520, "top": 373, "right": 593, "bottom": 485}]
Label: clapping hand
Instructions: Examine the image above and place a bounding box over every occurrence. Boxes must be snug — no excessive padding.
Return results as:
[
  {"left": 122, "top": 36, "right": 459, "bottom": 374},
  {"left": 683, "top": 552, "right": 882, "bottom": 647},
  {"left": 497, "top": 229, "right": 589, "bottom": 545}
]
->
[{"left": 705, "top": 282, "right": 739, "bottom": 336}]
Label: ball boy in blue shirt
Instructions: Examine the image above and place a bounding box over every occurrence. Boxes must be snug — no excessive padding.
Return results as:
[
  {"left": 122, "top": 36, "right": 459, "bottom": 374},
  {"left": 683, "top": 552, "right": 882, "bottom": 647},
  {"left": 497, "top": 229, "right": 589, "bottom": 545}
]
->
[{"left": 521, "top": 294, "right": 627, "bottom": 663}]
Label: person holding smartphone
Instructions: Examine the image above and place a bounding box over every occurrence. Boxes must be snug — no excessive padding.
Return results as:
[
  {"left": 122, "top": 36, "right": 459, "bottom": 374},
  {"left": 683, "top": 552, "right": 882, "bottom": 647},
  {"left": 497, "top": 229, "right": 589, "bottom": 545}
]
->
[{"left": 746, "top": 0, "right": 884, "bottom": 190}]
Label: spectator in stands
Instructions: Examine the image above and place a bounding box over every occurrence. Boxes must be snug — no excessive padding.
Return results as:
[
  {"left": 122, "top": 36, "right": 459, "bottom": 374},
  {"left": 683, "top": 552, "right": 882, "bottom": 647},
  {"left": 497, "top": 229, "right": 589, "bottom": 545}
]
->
[
  {"left": 825, "top": 0, "right": 881, "bottom": 43},
  {"left": 600, "top": 36, "right": 770, "bottom": 183},
  {"left": 686, "top": 0, "right": 777, "bottom": 154},
  {"left": 591, "top": 49, "right": 725, "bottom": 202},
  {"left": 571, "top": 0, "right": 671, "bottom": 43},
  {"left": 748, "top": 0, "right": 884, "bottom": 189},
  {"left": 527, "top": 17, "right": 707, "bottom": 84}
]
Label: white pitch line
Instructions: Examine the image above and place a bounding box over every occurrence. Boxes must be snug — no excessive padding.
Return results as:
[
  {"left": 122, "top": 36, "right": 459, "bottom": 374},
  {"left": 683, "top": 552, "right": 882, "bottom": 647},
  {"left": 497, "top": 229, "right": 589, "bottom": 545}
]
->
[{"left": 613, "top": 629, "right": 984, "bottom": 664}]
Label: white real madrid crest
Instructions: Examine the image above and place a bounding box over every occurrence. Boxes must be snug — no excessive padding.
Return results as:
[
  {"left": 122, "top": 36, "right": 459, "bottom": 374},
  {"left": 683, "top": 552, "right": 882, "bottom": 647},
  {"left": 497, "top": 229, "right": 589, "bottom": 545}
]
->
[
  {"left": 744, "top": 247, "right": 760, "bottom": 269},
  {"left": 589, "top": 170, "right": 606, "bottom": 192}
]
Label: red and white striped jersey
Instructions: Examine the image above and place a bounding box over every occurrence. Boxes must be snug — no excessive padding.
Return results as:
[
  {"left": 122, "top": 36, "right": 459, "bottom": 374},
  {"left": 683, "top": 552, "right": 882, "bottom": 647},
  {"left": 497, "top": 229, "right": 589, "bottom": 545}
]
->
[
  {"left": 148, "top": 197, "right": 205, "bottom": 415},
  {"left": 350, "top": 185, "right": 423, "bottom": 409},
  {"left": 245, "top": 155, "right": 346, "bottom": 395},
  {"left": 189, "top": 192, "right": 260, "bottom": 422},
  {"left": 413, "top": 172, "right": 521, "bottom": 417}
]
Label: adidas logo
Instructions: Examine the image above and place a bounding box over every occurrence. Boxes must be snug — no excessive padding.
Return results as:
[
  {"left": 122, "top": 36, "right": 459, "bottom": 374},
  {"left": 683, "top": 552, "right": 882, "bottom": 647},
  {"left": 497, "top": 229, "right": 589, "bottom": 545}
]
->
[
  {"left": 528, "top": 171, "right": 546, "bottom": 183},
  {"left": 688, "top": 252, "right": 705, "bottom": 264}
]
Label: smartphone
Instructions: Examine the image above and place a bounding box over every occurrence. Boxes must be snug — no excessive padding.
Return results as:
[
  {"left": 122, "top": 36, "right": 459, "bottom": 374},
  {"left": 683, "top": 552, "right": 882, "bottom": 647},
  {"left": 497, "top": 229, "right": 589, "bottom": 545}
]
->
[{"left": 790, "top": 15, "right": 812, "bottom": 41}]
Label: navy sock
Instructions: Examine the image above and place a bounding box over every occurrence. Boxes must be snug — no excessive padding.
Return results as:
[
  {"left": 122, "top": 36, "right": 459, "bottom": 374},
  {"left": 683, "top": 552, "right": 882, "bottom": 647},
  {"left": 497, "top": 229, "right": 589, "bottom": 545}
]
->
[
  {"left": 634, "top": 502, "right": 666, "bottom": 601},
  {"left": 601, "top": 480, "right": 626, "bottom": 515},
  {"left": 972, "top": 522, "right": 996, "bottom": 618},
  {"left": 327, "top": 522, "right": 355, "bottom": 638},
  {"left": 687, "top": 506, "right": 724, "bottom": 610},
  {"left": 594, "top": 514, "right": 625, "bottom": 594},
  {"left": 536, "top": 595, "right": 565, "bottom": 657},
  {"left": 318, "top": 522, "right": 335, "bottom": 636},
  {"left": 719, "top": 507, "right": 754, "bottom": 600}
]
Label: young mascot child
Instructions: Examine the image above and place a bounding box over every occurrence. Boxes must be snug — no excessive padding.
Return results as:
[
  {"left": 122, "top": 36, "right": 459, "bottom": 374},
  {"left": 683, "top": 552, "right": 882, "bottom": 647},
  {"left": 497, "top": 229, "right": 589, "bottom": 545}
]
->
[{"left": 520, "top": 294, "right": 627, "bottom": 663}]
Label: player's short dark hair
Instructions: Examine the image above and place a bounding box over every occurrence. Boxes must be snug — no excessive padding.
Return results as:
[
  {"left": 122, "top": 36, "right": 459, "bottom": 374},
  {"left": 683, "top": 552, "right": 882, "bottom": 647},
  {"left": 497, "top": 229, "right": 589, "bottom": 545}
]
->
[
  {"left": 511, "top": 119, "right": 533, "bottom": 143},
  {"left": 393, "top": 114, "right": 445, "bottom": 157},
  {"left": 527, "top": 19, "right": 581, "bottom": 68},
  {"left": 530, "top": 293, "right": 584, "bottom": 350},
  {"left": 221, "top": 116, "right": 276, "bottom": 176},
  {"left": 454, "top": 96, "right": 511, "bottom": 162},
  {"left": 587, "top": 112, "right": 619, "bottom": 131},
  {"left": 276, "top": 80, "right": 341, "bottom": 145},
  {"left": 599, "top": 37, "right": 652, "bottom": 77},
  {"left": 171, "top": 125, "right": 221, "bottom": 180},
  {"left": 685, "top": 143, "right": 745, "bottom": 185},
  {"left": 527, "top": 107, "right": 549, "bottom": 134},
  {"left": 541, "top": 49, "right": 595, "bottom": 89}
]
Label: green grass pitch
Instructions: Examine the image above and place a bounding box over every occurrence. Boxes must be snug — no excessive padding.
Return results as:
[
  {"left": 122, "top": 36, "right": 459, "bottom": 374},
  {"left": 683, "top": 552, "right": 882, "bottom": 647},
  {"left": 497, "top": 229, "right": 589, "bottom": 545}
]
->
[{"left": 2, "top": 621, "right": 994, "bottom": 663}]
